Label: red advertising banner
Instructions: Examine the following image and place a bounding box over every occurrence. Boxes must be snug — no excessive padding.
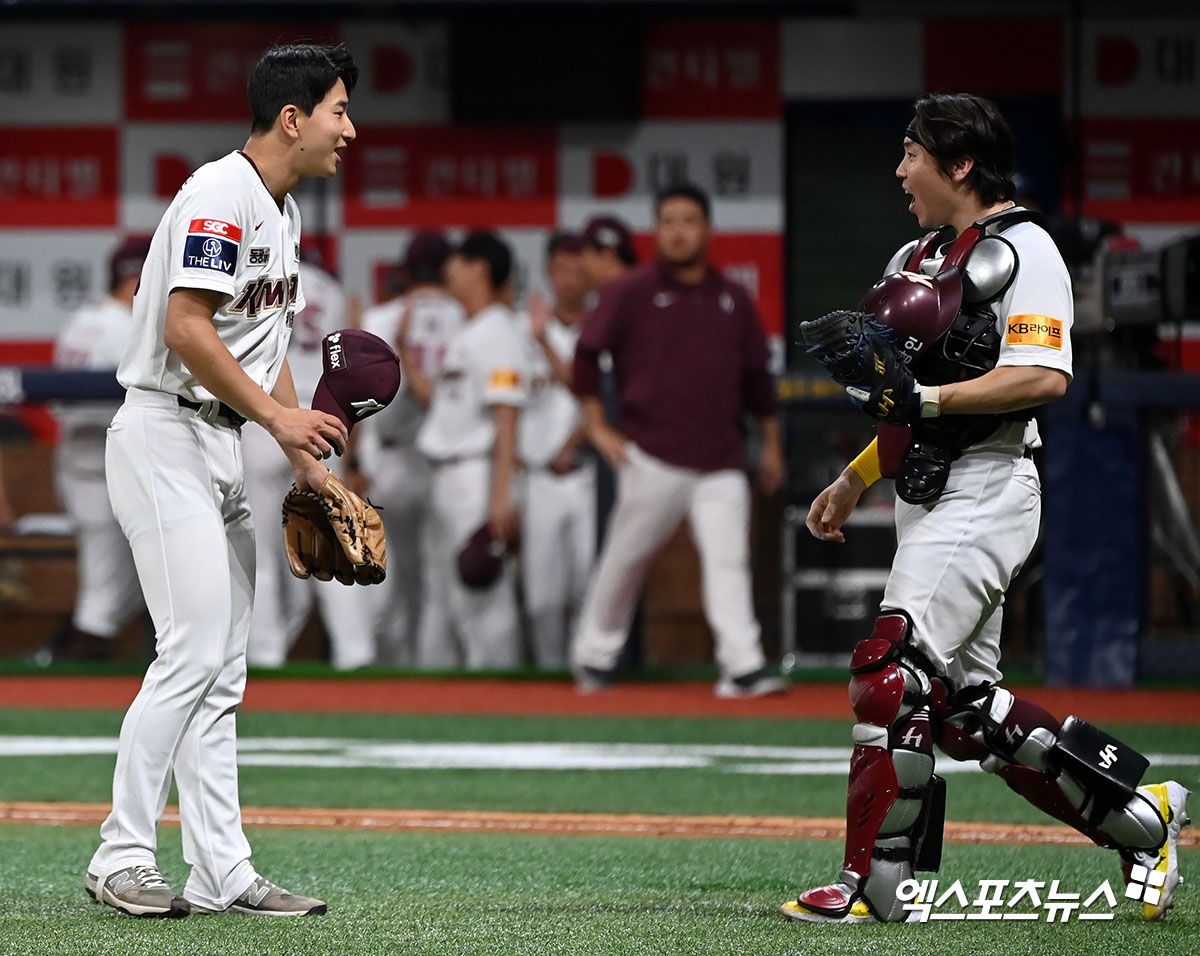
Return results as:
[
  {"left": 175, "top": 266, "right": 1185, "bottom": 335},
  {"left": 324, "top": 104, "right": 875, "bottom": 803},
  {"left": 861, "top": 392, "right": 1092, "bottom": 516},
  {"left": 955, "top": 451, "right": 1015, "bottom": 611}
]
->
[
  {"left": 642, "top": 20, "right": 781, "bottom": 119},
  {"left": 342, "top": 126, "right": 558, "bottom": 227},
  {"left": 124, "top": 24, "right": 338, "bottom": 121},
  {"left": 631, "top": 232, "right": 783, "bottom": 338},
  {"left": 923, "top": 20, "right": 1063, "bottom": 95},
  {"left": 1080, "top": 118, "right": 1200, "bottom": 221},
  {"left": 0, "top": 127, "right": 119, "bottom": 226}
]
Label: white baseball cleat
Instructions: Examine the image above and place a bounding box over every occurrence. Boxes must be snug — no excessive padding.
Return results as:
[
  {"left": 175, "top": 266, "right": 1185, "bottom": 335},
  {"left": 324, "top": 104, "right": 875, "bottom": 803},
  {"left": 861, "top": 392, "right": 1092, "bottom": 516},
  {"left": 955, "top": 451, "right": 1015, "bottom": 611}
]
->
[{"left": 1123, "top": 780, "right": 1190, "bottom": 921}]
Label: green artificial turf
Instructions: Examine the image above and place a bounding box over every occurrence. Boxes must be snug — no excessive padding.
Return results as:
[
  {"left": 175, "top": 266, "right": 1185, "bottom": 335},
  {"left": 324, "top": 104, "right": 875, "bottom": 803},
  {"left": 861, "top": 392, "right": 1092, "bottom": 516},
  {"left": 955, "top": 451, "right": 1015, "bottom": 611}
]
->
[
  {"left": 0, "top": 709, "right": 1195, "bottom": 826},
  {"left": 0, "top": 824, "right": 1194, "bottom": 956}
]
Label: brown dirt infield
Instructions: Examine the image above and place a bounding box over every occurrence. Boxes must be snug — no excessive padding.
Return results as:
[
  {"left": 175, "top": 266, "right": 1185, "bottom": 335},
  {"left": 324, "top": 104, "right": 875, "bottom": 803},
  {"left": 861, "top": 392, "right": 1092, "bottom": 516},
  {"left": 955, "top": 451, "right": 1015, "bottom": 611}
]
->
[
  {"left": 2, "top": 800, "right": 1195, "bottom": 847},
  {"left": 2, "top": 676, "right": 1198, "bottom": 723}
]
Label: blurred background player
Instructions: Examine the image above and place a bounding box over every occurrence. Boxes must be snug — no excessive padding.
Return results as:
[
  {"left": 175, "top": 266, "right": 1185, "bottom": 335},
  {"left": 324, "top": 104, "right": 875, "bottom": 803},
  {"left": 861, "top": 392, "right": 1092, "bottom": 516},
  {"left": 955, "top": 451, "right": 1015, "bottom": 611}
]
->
[
  {"left": 576, "top": 216, "right": 638, "bottom": 660},
  {"left": 49, "top": 237, "right": 152, "bottom": 662},
  {"left": 518, "top": 232, "right": 594, "bottom": 669},
  {"left": 242, "top": 247, "right": 375, "bottom": 671},
  {"left": 358, "top": 230, "right": 464, "bottom": 666},
  {"left": 413, "top": 231, "right": 527, "bottom": 669},
  {"left": 570, "top": 184, "right": 786, "bottom": 698}
]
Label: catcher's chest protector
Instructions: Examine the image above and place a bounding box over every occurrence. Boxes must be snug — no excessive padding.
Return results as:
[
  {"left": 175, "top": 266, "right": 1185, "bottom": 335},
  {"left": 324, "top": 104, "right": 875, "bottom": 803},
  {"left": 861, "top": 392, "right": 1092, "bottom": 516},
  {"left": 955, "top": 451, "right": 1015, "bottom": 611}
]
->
[
  {"left": 871, "top": 208, "right": 1043, "bottom": 500},
  {"left": 903, "top": 208, "right": 1039, "bottom": 386}
]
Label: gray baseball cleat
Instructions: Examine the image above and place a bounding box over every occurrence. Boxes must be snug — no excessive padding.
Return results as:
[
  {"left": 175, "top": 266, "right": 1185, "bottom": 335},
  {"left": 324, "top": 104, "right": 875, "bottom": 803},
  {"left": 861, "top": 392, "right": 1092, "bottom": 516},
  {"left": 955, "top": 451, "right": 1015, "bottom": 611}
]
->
[
  {"left": 88, "top": 865, "right": 190, "bottom": 918},
  {"left": 190, "top": 876, "right": 327, "bottom": 916},
  {"left": 714, "top": 666, "right": 789, "bottom": 699}
]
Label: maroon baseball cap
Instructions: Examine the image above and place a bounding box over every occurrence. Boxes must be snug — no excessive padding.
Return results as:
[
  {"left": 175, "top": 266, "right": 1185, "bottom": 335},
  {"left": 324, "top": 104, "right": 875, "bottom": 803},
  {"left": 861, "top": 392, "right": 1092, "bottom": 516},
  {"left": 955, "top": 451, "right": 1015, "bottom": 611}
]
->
[
  {"left": 403, "top": 230, "right": 452, "bottom": 281},
  {"left": 581, "top": 216, "right": 636, "bottom": 262},
  {"left": 310, "top": 329, "right": 401, "bottom": 433},
  {"left": 457, "top": 524, "right": 515, "bottom": 590},
  {"left": 109, "top": 236, "right": 152, "bottom": 289}
]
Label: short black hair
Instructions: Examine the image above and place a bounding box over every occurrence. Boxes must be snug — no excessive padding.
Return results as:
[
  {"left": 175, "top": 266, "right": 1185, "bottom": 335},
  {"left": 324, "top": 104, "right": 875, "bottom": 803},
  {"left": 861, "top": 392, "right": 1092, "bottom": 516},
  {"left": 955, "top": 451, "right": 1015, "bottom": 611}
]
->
[
  {"left": 655, "top": 182, "right": 711, "bottom": 221},
  {"left": 909, "top": 93, "right": 1016, "bottom": 205},
  {"left": 248, "top": 42, "right": 358, "bottom": 134},
  {"left": 457, "top": 231, "right": 513, "bottom": 289}
]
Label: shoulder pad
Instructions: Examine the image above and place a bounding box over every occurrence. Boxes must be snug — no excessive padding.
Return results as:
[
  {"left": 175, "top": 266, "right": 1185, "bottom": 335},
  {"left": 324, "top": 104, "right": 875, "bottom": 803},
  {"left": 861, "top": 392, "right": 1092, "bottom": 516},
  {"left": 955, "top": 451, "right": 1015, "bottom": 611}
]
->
[
  {"left": 883, "top": 239, "right": 920, "bottom": 277},
  {"left": 962, "top": 236, "right": 1017, "bottom": 304}
]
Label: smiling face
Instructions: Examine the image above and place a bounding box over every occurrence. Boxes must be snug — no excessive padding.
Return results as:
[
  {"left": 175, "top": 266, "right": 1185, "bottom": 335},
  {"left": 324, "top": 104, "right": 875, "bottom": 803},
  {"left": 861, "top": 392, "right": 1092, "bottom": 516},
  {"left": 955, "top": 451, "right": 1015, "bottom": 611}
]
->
[
  {"left": 295, "top": 78, "right": 355, "bottom": 177},
  {"left": 895, "top": 138, "right": 969, "bottom": 230}
]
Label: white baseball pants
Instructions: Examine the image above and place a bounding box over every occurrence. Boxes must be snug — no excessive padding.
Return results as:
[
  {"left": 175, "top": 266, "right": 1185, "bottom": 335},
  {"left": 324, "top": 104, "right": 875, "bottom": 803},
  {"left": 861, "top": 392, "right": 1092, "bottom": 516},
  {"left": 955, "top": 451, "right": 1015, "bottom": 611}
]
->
[
  {"left": 424, "top": 457, "right": 522, "bottom": 669},
  {"left": 883, "top": 446, "right": 1042, "bottom": 689},
  {"left": 55, "top": 464, "right": 144, "bottom": 638},
  {"left": 89, "top": 389, "right": 257, "bottom": 910},
  {"left": 521, "top": 464, "right": 596, "bottom": 669},
  {"left": 571, "top": 445, "right": 766, "bottom": 680},
  {"left": 361, "top": 444, "right": 440, "bottom": 667}
]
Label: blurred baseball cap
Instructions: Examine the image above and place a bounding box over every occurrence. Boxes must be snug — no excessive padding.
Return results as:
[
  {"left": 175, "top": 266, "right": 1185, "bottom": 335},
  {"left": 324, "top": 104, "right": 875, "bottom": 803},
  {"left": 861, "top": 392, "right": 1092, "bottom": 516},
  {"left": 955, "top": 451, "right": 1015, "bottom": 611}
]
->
[
  {"left": 581, "top": 216, "right": 636, "bottom": 264},
  {"left": 457, "top": 524, "right": 515, "bottom": 590},
  {"left": 311, "top": 329, "right": 402, "bottom": 433},
  {"left": 109, "top": 236, "right": 152, "bottom": 289},
  {"left": 403, "top": 230, "right": 452, "bottom": 284},
  {"left": 546, "top": 231, "right": 584, "bottom": 257}
]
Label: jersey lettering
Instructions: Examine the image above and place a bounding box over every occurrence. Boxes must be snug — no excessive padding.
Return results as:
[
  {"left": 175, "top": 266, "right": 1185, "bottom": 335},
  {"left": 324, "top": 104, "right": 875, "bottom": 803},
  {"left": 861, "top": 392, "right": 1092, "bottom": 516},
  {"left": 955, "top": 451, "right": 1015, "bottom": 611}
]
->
[
  {"left": 1006, "top": 314, "right": 1063, "bottom": 350},
  {"left": 229, "top": 273, "right": 299, "bottom": 318}
]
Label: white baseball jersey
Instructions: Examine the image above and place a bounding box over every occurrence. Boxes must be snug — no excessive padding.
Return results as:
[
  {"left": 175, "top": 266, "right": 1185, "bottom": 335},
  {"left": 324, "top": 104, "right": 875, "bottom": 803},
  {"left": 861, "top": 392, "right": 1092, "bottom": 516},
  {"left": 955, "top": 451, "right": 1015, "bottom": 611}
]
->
[
  {"left": 362, "top": 286, "right": 465, "bottom": 447},
  {"left": 915, "top": 217, "right": 1074, "bottom": 449},
  {"left": 517, "top": 314, "right": 583, "bottom": 468},
  {"left": 286, "top": 262, "right": 347, "bottom": 407},
  {"left": 118, "top": 150, "right": 304, "bottom": 401},
  {"left": 882, "top": 214, "right": 1075, "bottom": 688},
  {"left": 416, "top": 303, "right": 528, "bottom": 461},
  {"left": 54, "top": 296, "right": 134, "bottom": 475}
]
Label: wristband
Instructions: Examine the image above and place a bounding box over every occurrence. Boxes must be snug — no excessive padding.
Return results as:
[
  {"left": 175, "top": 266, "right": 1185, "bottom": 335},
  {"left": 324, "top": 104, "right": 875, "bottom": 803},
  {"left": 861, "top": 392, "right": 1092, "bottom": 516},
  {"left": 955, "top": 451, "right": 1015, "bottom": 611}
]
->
[
  {"left": 848, "top": 438, "right": 882, "bottom": 487},
  {"left": 918, "top": 384, "right": 941, "bottom": 419}
]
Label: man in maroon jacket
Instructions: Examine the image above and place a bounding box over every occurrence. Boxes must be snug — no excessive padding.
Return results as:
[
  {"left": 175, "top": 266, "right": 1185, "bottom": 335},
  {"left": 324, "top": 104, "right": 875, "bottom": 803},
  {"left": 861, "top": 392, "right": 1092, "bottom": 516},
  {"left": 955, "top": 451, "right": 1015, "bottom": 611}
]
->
[{"left": 570, "top": 183, "right": 786, "bottom": 698}]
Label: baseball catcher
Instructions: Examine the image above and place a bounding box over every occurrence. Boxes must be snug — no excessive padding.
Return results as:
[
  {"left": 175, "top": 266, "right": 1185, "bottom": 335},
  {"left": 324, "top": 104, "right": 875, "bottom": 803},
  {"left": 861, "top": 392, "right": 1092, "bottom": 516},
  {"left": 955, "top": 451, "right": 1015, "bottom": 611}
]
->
[{"left": 782, "top": 93, "right": 1189, "bottom": 927}]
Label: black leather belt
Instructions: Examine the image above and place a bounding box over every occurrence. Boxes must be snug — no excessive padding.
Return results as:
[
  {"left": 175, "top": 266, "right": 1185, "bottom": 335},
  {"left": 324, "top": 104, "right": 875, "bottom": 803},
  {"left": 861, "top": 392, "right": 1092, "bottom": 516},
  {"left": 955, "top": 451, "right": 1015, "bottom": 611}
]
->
[{"left": 177, "top": 396, "right": 247, "bottom": 429}]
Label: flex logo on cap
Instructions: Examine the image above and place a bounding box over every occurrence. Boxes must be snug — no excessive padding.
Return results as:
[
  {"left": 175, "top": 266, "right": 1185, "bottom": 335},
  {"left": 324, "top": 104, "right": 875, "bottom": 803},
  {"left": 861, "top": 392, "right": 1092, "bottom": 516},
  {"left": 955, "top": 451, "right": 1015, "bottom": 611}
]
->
[{"left": 311, "top": 329, "right": 402, "bottom": 433}]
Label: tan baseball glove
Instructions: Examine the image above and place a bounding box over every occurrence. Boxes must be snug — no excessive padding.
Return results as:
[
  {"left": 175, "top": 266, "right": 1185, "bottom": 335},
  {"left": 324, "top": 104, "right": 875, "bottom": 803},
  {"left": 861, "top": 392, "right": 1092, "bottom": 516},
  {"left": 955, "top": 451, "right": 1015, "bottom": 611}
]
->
[{"left": 282, "top": 472, "right": 387, "bottom": 586}]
